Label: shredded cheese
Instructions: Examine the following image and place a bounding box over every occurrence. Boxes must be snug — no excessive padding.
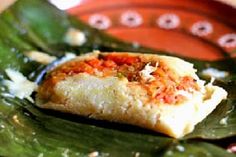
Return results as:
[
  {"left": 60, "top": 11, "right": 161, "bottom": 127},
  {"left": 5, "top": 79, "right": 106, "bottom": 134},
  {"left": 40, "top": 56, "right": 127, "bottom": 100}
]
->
[
  {"left": 25, "top": 51, "right": 56, "bottom": 64},
  {"left": 64, "top": 28, "right": 86, "bottom": 46},
  {"left": 139, "top": 62, "right": 158, "bottom": 82},
  {"left": 3, "top": 69, "right": 38, "bottom": 102},
  {"left": 134, "top": 152, "right": 140, "bottom": 157},
  {"left": 88, "top": 151, "right": 99, "bottom": 157},
  {"left": 176, "top": 145, "right": 185, "bottom": 152},
  {"left": 219, "top": 116, "right": 228, "bottom": 125},
  {"left": 60, "top": 53, "right": 76, "bottom": 63},
  {"left": 176, "top": 90, "right": 193, "bottom": 99},
  {"left": 202, "top": 68, "right": 229, "bottom": 79}
]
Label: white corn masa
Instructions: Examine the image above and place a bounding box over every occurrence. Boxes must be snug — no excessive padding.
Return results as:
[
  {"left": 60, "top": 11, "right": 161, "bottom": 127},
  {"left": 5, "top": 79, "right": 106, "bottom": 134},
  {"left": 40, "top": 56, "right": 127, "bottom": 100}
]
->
[{"left": 36, "top": 52, "right": 227, "bottom": 138}]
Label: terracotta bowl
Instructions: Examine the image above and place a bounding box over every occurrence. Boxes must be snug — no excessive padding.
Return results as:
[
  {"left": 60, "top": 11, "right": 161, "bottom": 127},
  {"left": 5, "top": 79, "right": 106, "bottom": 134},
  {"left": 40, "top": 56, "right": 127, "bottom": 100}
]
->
[{"left": 68, "top": 0, "right": 236, "bottom": 60}]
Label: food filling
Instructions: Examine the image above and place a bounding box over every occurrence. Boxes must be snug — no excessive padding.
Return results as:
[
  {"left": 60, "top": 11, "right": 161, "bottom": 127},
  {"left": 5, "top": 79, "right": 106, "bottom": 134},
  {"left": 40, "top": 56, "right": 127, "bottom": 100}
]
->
[{"left": 40, "top": 53, "right": 200, "bottom": 104}]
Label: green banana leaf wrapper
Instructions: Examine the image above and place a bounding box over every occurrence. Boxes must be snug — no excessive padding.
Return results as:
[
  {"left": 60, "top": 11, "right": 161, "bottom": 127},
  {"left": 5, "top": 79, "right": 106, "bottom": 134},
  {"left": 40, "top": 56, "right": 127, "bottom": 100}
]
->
[{"left": 0, "top": 0, "right": 236, "bottom": 156}]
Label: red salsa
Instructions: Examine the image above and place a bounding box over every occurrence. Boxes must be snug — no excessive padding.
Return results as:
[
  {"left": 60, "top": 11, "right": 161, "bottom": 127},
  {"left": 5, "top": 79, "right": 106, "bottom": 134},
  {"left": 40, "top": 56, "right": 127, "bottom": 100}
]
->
[{"left": 40, "top": 53, "right": 199, "bottom": 104}]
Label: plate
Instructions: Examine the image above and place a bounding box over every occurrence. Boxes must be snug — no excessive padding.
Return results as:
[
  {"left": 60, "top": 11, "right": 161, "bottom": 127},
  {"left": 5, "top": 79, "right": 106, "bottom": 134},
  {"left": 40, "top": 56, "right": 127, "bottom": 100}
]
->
[{"left": 68, "top": 0, "right": 236, "bottom": 60}]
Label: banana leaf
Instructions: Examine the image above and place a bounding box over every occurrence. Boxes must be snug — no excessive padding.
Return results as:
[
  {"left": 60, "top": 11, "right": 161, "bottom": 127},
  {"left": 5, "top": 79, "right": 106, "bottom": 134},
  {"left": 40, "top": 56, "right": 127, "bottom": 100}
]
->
[{"left": 0, "top": 0, "right": 236, "bottom": 156}]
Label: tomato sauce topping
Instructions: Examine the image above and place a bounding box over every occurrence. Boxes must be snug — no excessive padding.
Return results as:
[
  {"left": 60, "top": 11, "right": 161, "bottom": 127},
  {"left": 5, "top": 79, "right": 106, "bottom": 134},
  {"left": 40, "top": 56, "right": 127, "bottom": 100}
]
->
[{"left": 40, "top": 53, "right": 199, "bottom": 104}]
